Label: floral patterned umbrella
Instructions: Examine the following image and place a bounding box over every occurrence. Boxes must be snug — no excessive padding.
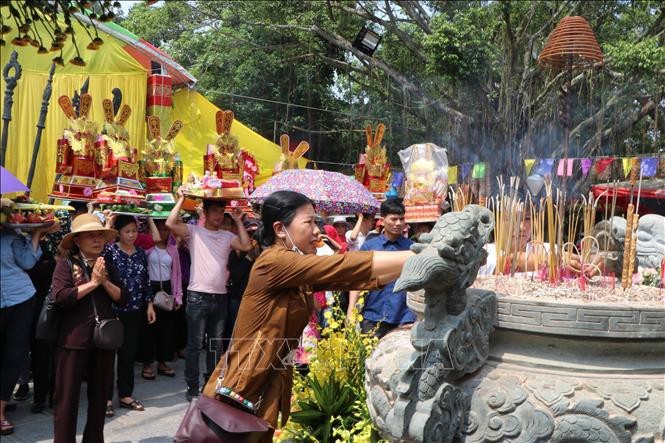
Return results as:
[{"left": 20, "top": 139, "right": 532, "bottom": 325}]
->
[{"left": 249, "top": 169, "right": 380, "bottom": 214}]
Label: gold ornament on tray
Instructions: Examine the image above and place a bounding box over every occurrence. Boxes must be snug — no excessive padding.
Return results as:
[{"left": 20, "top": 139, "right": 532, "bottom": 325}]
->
[
  {"left": 58, "top": 94, "right": 99, "bottom": 156},
  {"left": 275, "top": 134, "right": 310, "bottom": 173},
  {"left": 142, "top": 116, "right": 183, "bottom": 176},
  {"left": 364, "top": 123, "right": 390, "bottom": 193},
  {"left": 213, "top": 110, "right": 241, "bottom": 172},
  {"left": 100, "top": 94, "right": 132, "bottom": 158}
]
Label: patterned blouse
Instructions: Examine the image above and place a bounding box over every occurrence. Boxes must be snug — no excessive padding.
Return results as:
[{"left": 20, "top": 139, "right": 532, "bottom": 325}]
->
[{"left": 103, "top": 242, "right": 153, "bottom": 312}]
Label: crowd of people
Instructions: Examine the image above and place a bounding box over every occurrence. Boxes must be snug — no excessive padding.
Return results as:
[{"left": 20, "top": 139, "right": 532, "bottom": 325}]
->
[{"left": 0, "top": 189, "right": 438, "bottom": 441}]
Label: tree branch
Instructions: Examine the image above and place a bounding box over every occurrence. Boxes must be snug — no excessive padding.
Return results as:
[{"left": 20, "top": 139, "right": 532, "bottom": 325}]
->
[
  {"left": 583, "top": 98, "right": 657, "bottom": 154},
  {"left": 330, "top": 1, "right": 427, "bottom": 62},
  {"left": 394, "top": 0, "right": 431, "bottom": 34},
  {"left": 309, "top": 24, "right": 470, "bottom": 123}
]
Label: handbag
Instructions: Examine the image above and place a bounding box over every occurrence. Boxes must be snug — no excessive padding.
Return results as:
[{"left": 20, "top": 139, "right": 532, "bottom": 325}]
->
[
  {"left": 35, "top": 287, "right": 58, "bottom": 341},
  {"left": 174, "top": 319, "right": 271, "bottom": 442},
  {"left": 81, "top": 261, "right": 124, "bottom": 350},
  {"left": 91, "top": 295, "right": 124, "bottom": 350},
  {"left": 174, "top": 395, "right": 269, "bottom": 443},
  {"left": 35, "top": 258, "right": 73, "bottom": 341},
  {"left": 152, "top": 251, "right": 174, "bottom": 311}
]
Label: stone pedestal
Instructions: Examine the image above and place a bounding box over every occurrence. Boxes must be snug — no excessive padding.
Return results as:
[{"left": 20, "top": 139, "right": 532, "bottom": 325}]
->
[{"left": 366, "top": 292, "right": 665, "bottom": 443}]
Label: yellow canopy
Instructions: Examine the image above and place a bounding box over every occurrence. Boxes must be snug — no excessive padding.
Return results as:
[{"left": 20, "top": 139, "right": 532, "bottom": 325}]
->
[
  {"left": 0, "top": 6, "right": 148, "bottom": 201},
  {"left": 1, "top": 5, "right": 299, "bottom": 200},
  {"left": 172, "top": 89, "right": 304, "bottom": 186}
]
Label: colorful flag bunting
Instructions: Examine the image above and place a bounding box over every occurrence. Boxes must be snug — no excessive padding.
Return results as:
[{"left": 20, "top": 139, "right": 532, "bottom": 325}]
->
[
  {"left": 524, "top": 159, "right": 536, "bottom": 175},
  {"left": 641, "top": 157, "right": 658, "bottom": 177},
  {"left": 595, "top": 157, "right": 614, "bottom": 174},
  {"left": 622, "top": 157, "right": 632, "bottom": 178},
  {"left": 472, "top": 162, "right": 486, "bottom": 179},
  {"left": 448, "top": 165, "right": 458, "bottom": 185},
  {"left": 534, "top": 159, "right": 554, "bottom": 177},
  {"left": 460, "top": 163, "right": 472, "bottom": 180},
  {"left": 580, "top": 158, "right": 592, "bottom": 176},
  {"left": 557, "top": 159, "right": 574, "bottom": 176}
]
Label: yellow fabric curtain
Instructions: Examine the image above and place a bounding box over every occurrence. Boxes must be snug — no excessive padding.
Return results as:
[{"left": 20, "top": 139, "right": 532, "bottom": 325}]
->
[
  {"left": 172, "top": 89, "right": 305, "bottom": 187},
  {"left": 0, "top": 6, "right": 148, "bottom": 201}
]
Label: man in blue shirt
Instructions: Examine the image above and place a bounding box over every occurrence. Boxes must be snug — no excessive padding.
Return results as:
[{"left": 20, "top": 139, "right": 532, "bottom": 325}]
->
[{"left": 348, "top": 199, "right": 415, "bottom": 338}]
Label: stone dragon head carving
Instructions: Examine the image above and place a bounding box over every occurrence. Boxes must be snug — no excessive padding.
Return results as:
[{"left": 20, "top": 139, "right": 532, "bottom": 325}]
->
[{"left": 394, "top": 204, "right": 493, "bottom": 315}]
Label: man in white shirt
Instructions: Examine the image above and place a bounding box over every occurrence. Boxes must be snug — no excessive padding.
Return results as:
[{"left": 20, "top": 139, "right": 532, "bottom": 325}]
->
[
  {"left": 166, "top": 188, "right": 252, "bottom": 401},
  {"left": 345, "top": 213, "right": 375, "bottom": 252}
]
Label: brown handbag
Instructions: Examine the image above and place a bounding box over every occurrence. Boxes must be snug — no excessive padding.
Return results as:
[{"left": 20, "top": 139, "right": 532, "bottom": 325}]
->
[{"left": 174, "top": 394, "right": 269, "bottom": 442}]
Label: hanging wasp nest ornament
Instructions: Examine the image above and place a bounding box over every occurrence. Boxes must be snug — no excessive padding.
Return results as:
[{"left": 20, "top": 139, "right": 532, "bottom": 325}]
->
[
  {"left": 0, "top": 1, "right": 125, "bottom": 66},
  {"left": 537, "top": 16, "right": 604, "bottom": 70}
]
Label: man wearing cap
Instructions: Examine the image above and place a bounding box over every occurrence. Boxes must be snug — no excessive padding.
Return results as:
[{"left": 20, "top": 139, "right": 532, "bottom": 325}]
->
[{"left": 166, "top": 189, "right": 252, "bottom": 401}]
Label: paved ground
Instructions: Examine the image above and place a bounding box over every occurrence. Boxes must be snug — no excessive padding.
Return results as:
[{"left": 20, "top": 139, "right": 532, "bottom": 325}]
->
[{"left": 4, "top": 358, "right": 191, "bottom": 443}]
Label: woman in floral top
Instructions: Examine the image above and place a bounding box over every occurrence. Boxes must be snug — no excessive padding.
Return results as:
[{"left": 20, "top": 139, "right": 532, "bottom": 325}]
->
[{"left": 103, "top": 215, "right": 155, "bottom": 415}]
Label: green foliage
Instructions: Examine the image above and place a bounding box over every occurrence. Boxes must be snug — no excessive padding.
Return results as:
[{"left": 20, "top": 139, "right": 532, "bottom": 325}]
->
[
  {"left": 120, "top": 1, "right": 665, "bottom": 171},
  {"left": 605, "top": 37, "right": 665, "bottom": 76},
  {"left": 424, "top": 6, "right": 498, "bottom": 82},
  {"left": 277, "top": 296, "right": 381, "bottom": 443},
  {"left": 290, "top": 375, "right": 354, "bottom": 443}
]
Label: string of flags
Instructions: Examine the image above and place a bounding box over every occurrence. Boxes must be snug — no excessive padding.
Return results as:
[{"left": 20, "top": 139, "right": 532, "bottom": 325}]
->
[{"left": 447, "top": 155, "right": 663, "bottom": 184}]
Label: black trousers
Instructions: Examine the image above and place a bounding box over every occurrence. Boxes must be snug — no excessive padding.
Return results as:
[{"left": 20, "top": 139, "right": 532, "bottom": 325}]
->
[
  {"left": 0, "top": 297, "right": 34, "bottom": 401},
  {"left": 53, "top": 346, "right": 114, "bottom": 443},
  {"left": 174, "top": 282, "right": 188, "bottom": 352},
  {"left": 31, "top": 294, "right": 55, "bottom": 405},
  {"left": 139, "top": 281, "right": 176, "bottom": 364},
  {"left": 112, "top": 310, "right": 142, "bottom": 399}
]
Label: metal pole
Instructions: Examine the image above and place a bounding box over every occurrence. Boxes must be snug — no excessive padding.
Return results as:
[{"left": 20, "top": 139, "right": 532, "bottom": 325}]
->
[
  {"left": 1, "top": 51, "right": 22, "bottom": 167},
  {"left": 26, "top": 63, "right": 57, "bottom": 191}
]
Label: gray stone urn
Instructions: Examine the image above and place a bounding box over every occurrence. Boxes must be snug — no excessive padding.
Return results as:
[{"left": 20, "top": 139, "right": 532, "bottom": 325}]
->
[
  {"left": 365, "top": 205, "right": 665, "bottom": 443},
  {"left": 367, "top": 291, "right": 665, "bottom": 442}
]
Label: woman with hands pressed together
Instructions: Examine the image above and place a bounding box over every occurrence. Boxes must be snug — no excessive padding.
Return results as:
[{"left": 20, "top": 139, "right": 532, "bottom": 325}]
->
[
  {"left": 103, "top": 214, "right": 155, "bottom": 415},
  {"left": 201, "top": 191, "right": 413, "bottom": 442},
  {"left": 51, "top": 214, "right": 127, "bottom": 443}
]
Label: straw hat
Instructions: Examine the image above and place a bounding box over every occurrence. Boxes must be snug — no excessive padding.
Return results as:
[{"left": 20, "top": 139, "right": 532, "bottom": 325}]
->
[{"left": 60, "top": 214, "right": 117, "bottom": 250}]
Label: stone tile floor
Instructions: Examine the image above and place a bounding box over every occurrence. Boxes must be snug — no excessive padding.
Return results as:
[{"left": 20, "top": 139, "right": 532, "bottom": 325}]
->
[{"left": 4, "top": 358, "right": 190, "bottom": 442}]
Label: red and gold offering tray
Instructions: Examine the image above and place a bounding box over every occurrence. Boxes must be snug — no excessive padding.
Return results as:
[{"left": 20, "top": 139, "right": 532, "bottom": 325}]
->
[
  {"left": 1, "top": 196, "right": 73, "bottom": 228},
  {"left": 405, "top": 204, "right": 440, "bottom": 223}
]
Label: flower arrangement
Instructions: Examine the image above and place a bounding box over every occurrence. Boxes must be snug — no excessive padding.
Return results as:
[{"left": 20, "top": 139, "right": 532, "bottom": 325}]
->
[{"left": 277, "top": 293, "right": 382, "bottom": 443}]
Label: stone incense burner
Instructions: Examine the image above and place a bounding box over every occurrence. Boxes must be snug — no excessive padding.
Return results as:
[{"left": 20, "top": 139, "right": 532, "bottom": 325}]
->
[{"left": 365, "top": 206, "right": 665, "bottom": 443}]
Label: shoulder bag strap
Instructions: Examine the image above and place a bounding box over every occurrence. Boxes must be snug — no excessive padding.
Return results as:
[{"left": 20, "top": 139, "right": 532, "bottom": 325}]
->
[
  {"left": 75, "top": 256, "right": 101, "bottom": 323},
  {"left": 217, "top": 309, "right": 274, "bottom": 412}
]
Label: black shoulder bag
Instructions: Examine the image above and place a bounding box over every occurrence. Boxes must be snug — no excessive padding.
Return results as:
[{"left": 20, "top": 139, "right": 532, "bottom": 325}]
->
[
  {"left": 35, "top": 258, "right": 72, "bottom": 342},
  {"left": 79, "top": 258, "right": 124, "bottom": 350}
]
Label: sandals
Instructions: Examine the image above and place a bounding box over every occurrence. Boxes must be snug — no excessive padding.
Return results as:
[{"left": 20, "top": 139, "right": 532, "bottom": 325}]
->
[
  {"left": 141, "top": 368, "right": 156, "bottom": 380},
  {"left": 0, "top": 419, "right": 14, "bottom": 435},
  {"left": 119, "top": 399, "right": 145, "bottom": 411},
  {"left": 157, "top": 365, "right": 176, "bottom": 377},
  {"left": 105, "top": 403, "right": 114, "bottom": 417}
]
